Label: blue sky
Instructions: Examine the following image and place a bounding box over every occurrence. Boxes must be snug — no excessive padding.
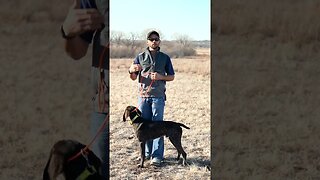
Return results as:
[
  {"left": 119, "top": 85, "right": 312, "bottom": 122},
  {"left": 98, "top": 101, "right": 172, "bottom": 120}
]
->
[{"left": 110, "top": 0, "right": 211, "bottom": 41}]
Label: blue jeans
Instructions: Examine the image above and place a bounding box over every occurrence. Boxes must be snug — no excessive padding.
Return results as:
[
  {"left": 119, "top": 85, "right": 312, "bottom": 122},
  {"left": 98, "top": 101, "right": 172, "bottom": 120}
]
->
[
  {"left": 90, "top": 112, "right": 109, "bottom": 179},
  {"left": 138, "top": 97, "right": 165, "bottom": 160}
]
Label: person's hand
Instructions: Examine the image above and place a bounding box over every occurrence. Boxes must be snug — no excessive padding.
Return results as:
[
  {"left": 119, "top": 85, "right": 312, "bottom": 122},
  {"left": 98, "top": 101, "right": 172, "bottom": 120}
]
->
[
  {"left": 150, "top": 72, "right": 163, "bottom": 80},
  {"left": 129, "top": 64, "right": 142, "bottom": 73},
  {"left": 62, "top": 0, "right": 104, "bottom": 37}
]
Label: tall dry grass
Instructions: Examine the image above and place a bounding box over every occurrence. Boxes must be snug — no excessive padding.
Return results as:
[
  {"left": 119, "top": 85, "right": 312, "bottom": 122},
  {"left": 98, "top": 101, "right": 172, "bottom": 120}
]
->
[
  {"left": 111, "top": 48, "right": 210, "bottom": 76},
  {"left": 213, "top": 0, "right": 320, "bottom": 179},
  {"left": 213, "top": 0, "right": 320, "bottom": 46}
]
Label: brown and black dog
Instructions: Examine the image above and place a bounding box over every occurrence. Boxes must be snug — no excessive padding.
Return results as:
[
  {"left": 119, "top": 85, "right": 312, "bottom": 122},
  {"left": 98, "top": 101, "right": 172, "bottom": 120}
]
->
[
  {"left": 43, "top": 139, "right": 102, "bottom": 180},
  {"left": 123, "top": 105, "right": 190, "bottom": 168}
]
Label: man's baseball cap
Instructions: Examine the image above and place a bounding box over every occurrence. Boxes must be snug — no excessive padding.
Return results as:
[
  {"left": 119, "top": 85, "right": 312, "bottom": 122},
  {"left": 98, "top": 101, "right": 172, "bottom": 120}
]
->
[{"left": 147, "top": 30, "right": 160, "bottom": 39}]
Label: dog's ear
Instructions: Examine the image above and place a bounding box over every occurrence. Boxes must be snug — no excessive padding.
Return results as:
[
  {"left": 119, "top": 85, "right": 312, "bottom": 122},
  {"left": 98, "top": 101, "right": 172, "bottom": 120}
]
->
[{"left": 123, "top": 109, "right": 129, "bottom": 121}]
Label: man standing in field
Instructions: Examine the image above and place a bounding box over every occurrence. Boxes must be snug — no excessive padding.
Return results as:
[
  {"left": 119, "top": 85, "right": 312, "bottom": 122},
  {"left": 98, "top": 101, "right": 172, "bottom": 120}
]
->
[
  {"left": 61, "top": 0, "right": 109, "bottom": 178},
  {"left": 128, "top": 30, "right": 175, "bottom": 166}
]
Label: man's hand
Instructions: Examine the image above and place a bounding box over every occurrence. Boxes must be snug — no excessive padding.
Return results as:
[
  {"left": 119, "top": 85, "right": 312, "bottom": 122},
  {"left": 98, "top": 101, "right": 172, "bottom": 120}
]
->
[
  {"left": 150, "top": 72, "right": 163, "bottom": 80},
  {"left": 150, "top": 72, "right": 175, "bottom": 81},
  {"left": 62, "top": 0, "right": 104, "bottom": 37},
  {"left": 129, "top": 64, "right": 142, "bottom": 73}
]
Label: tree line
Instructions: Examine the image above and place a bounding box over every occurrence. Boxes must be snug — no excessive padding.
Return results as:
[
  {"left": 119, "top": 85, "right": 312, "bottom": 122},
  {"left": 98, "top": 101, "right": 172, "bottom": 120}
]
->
[{"left": 110, "top": 30, "right": 198, "bottom": 58}]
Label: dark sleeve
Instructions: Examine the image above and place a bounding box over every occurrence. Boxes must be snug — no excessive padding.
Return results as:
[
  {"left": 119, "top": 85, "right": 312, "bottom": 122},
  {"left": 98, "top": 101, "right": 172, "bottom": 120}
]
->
[
  {"left": 79, "top": 0, "right": 97, "bottom": 44},
  {"left": 133, "top": 56, "right": 140, "bottom": 64},
  {"left": 165, "top": 55, "right": 175, "bottom": 75}
]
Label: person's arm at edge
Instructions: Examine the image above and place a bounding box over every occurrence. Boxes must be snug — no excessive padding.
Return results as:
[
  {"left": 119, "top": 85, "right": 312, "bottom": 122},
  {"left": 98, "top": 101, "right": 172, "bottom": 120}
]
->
[
  {"left": 129, "top": 56, "right": 141, "bottom": 80},
  {"left": 61, "top": 0, "right": 102, "bottom": 60},
  {"left": 162, "top": 55, "right": 175, "bottom": 81},
  {"left": 160, "top": 74, "right": 175, "bottom": 81},
  {"left": 63, "top": 33, "right": 89, "bottom": 60}
]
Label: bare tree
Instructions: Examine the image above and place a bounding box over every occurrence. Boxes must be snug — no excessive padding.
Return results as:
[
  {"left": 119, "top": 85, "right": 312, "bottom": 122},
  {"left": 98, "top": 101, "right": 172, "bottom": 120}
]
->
[
  {"left": 123, "top": 32, "right": 139, "bottom": 48},
  {"left": 173, "top": 33, "right": 193, "bottom": 47},
  {"left": 110, "top": 31, "right": 125, "bottom": 46}
]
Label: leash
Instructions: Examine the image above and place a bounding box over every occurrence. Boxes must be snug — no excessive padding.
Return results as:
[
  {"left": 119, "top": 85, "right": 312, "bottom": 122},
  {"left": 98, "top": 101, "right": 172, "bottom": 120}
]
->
[
  {"left": 68, "top": 40, "right": 109, "bottom": 163},
  {"left": 134, "top": 73, "right": 155, "bottom": 112},
  {"left": 130, "top": 78, "right": 152, "bottom": 124},
  {"left": 98, "top": 42, "right": 109, "bottom": 112},
  {"left": 68, "top": 113, "right": 109, "bottom": 162},
  {"left": 97, "top": 44, "right": 109, "bottom": 112}
]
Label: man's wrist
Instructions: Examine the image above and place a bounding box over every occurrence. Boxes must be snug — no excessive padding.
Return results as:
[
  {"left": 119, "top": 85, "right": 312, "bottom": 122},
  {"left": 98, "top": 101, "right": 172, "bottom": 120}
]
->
[
  {"left": 128, "top": 69, "right": 139, "bottom": 75},
  {"left": 61, "top": 25, "right": 75, "bottom": 40}
]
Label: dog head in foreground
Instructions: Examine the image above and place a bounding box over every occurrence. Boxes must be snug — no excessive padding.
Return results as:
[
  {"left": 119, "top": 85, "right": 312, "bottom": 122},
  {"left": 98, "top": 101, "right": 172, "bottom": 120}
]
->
[
  {"left": 123, "top": 105, "right": 141, "bottom": 122},
  {"left": 43, "top": 139, "right": 103, "bottom": 180}
]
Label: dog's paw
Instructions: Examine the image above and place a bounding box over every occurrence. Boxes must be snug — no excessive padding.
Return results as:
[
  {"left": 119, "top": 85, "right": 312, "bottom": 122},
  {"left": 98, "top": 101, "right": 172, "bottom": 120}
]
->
[{"left": 182, "top": 161, "right": 189, "bottom": 166}]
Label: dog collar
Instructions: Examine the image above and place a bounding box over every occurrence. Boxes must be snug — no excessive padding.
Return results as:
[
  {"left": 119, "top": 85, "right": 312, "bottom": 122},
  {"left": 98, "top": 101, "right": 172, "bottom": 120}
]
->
[
  {"left": 76, "top": 166, "right": 97, "bottom": 180},
  {"left": 129, "top": 114, "right": 140, "bottom": 125}
]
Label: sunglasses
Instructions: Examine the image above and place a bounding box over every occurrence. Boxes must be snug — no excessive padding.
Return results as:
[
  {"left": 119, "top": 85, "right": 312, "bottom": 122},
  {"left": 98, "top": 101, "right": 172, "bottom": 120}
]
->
[{"left": 148, "top": 38, "right": 160, "bottom": 41}]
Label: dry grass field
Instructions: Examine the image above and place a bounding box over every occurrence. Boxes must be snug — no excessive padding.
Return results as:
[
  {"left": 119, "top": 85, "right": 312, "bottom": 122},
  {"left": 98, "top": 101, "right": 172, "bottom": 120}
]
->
[
  {"left": 213, "top": 0, "right": 320, "bottom": 179},
  {"left": 0, "top": 23, "right": 96, "bottom": 179},
  {"left": 213, "top": 35, "right": 320, "bottom": 179},
  {"left": 0, "top": 1, "right": 211, "bottom": 179},
  {"left": 0, "top": 1, "right": 210, "bottom": 179},
  {"left": 109, "top": 50, "right": 210, "bottom": 179},
  {"left": 5, "top": 0, "right": 320, "bottom": 179},
  {"left": 0, "top": 16, "right": 210, "bottom": 179}
]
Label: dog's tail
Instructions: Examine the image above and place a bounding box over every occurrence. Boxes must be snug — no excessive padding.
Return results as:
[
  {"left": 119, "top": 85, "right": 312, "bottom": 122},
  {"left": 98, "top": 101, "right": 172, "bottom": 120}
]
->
[{"left": 179, "top": 123, "right": 190, "bottom": 129}]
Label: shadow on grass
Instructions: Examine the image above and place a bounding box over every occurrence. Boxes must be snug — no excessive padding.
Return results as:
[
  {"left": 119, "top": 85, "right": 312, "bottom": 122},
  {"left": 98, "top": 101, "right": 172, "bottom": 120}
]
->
[{"left": 161, "top": 157, "right": 211, "bottom": 171}]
